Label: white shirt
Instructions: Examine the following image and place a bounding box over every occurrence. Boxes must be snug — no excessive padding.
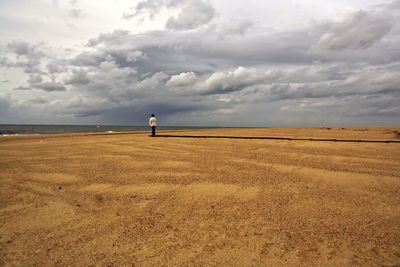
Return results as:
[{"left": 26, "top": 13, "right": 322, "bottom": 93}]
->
[{"left": 149, "top": 117, "right": 157, "bottom": 126}]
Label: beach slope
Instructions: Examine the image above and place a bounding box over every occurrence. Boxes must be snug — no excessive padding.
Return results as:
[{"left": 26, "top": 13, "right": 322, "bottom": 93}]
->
[{"left": 1, "top": 127, "right": 400, "bottom": 266}]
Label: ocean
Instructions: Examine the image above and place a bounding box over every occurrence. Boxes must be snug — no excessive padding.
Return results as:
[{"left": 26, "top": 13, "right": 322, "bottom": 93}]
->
[{"left": 0, "top": 124, "right": 215, "bottom": 136}]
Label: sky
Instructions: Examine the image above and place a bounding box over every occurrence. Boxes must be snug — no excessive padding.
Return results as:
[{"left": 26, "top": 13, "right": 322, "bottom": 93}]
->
[{"left": 0, "top": 0, "right": 399, "bottom": 126}]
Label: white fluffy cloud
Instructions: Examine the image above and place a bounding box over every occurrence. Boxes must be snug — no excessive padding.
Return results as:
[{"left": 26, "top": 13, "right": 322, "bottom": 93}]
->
[
  {"left": 166, "top": 0, "right": 216, "bottom": 30},
  {"left": 198, "top": 67, "right": 267, "bottom": 94},
  {"left": 167, "top": 72, "right": 198, "bottom": 87}
]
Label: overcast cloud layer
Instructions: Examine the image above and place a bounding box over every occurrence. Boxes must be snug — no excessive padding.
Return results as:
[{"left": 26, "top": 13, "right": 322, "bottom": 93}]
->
[{"left": 1, "top": 0, "right": 399, "bottom": 126}]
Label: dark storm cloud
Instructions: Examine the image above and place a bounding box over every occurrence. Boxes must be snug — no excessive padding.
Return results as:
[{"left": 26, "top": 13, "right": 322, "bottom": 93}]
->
[
  {"left": 84, "top": 29, "right": 313, "bottom": 76},
  {"left": 0, "top": 97, "right": 10, "bottom": 115},
  {"left": 74, "top": 100, "right": 206, "bottom": 125},
  {"left": 66, "top": 1, "right": 400, "bottom": 123},
  {"left": 75, "top": 109, "right": 104, "bottom": 117},
  {"left": 100, "top": 101, "right": 205, "bottom": 124}
]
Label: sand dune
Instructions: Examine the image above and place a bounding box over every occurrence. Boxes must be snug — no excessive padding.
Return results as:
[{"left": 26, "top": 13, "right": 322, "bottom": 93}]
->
[{"left": 1, "top": 127, "right": 399, "bottom": 266}]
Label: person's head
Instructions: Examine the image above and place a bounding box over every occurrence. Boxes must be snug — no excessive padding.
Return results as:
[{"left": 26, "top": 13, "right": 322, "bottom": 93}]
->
[{"left": 151, "top": 114, "right": 155, "bottom": 117}]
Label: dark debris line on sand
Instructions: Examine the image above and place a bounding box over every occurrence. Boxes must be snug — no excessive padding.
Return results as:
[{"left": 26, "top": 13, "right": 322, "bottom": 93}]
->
[{"left": 153, "top": 135, "right": 400, "bottom": 143}]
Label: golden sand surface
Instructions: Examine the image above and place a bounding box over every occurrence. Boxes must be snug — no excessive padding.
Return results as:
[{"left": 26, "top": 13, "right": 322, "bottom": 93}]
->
[
  {"left": 1, "top": 127, "right": 400, "bottom": 266},
  {"left": 160, "top": 126, "right": 400, "bottom": 140}
]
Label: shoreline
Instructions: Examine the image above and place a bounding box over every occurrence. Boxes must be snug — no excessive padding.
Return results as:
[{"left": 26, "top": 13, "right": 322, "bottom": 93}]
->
[
  {"left": 0, "top": 125, "right": 220, "bottom": 136},
  {"left": 1, "top": 126, "right": 399, "bottom": 142}
]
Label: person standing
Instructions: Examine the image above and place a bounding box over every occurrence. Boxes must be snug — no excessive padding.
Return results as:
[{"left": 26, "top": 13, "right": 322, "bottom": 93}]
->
[{"left": 149, "top": 114, "right": 157, "bottom": 136}]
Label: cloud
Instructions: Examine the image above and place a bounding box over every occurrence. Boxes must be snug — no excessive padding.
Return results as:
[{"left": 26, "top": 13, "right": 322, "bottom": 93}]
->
[
  {"left": 249, "top": 67, "right": 400, "bottom": 104},
  {"left": 68, "top": 9, "right": 85, "bottom": 19},
  {"left": 167, "top": 71, "right": 198, "bottom": 87},
  {"left": 0, "top": 57, "right": 10, "bottom": 67},
  {"left": 281, "top": 94, "right": 400, "bottom": 123},
  {"left": 122, "top": 0, "right": 165, "bottom": 20},
  {"left": 217, "top": 19, "right": 253, "bottom": 39},
  {"left": 28, "top": 74, "right": 43, "bottom": 84},
  {"left": 126, "top": 50, "right": 147, "bottom": 62},
  {"left": 33, "top": 82, "right": 67, "bottom": 92},
  {"left": 64, "top": 69, "right": 91, "bottom": 85},
  {"left": 74, "top": 109, "right": 105, "bottom": 117},
  {"left": 2, "top": 1, "right": 400, "bottom": 126},
  {"left": 59, "top": 12, "right": 400, "bottom": 124},
  {"left": 388, "top": 0, "right": 400, "bottom": 10},
  {"left": 0, "top": 96, "right": 11, "bottom": 116},
  {"left": 317, "top": 10, "right": 394, "bottom": 50},
  {"left": 166, "top": 0, "right": 216, "bottom": 31},
  {"left": 47, "top": 63, "right": 64, "bottom": 74},
  {"left": 7, "top": 41, "right": 32, "bottom": 55},
  {"left": 123, "top": 0, "right": 216, "bottom": 31},
  {"left": 29, "top": 97, "right": 47, "bottom": 104},
  {"left": 87, "top": 30, "right": 130, "bottom": 47},
  {"left": 73, "top": 99, "right": 206, "bottom": 125},
  {"left": 106, "top": 101, "right": 205, "bottom": 124},
  {"left": 70, "top": 50, "right": 107, "bottom": 67},
  {"left": 14, "top": 86, "right": 31, "bottom": 91},
  {"left": 196, "top": 66, "right": 274, "bottom": 95},
  {"left": 83, "top": 28, "right": 314, "bottom": 76},
  {"left": 6, "top": 41, "right": 46, "bottom": 74}
]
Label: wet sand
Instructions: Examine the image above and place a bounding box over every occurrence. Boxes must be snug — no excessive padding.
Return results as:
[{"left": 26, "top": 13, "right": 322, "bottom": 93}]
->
[{"left": 1, "top": 127, "right": 400, "bottom": 266}]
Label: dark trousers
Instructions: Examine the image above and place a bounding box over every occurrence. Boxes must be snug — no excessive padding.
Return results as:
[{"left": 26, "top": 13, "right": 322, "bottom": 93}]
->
[{"left": 151, "top": 126, "right": 156, "bottom": 136}]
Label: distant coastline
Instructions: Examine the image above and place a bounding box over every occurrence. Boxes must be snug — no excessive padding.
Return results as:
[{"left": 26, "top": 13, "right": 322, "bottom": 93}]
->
[{"left": 0, "top": 124, "right": 219, "bottom": 136}]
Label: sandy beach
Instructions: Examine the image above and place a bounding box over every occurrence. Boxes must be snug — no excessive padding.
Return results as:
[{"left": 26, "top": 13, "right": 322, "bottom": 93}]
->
[{"left": 1, "top": 127, "right": 400, "bottom": 266}]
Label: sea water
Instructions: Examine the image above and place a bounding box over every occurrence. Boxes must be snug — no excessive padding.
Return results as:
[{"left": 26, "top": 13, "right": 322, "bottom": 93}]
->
[{"left": 0, "top": 124, "right": 215, "bottom": 136}]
